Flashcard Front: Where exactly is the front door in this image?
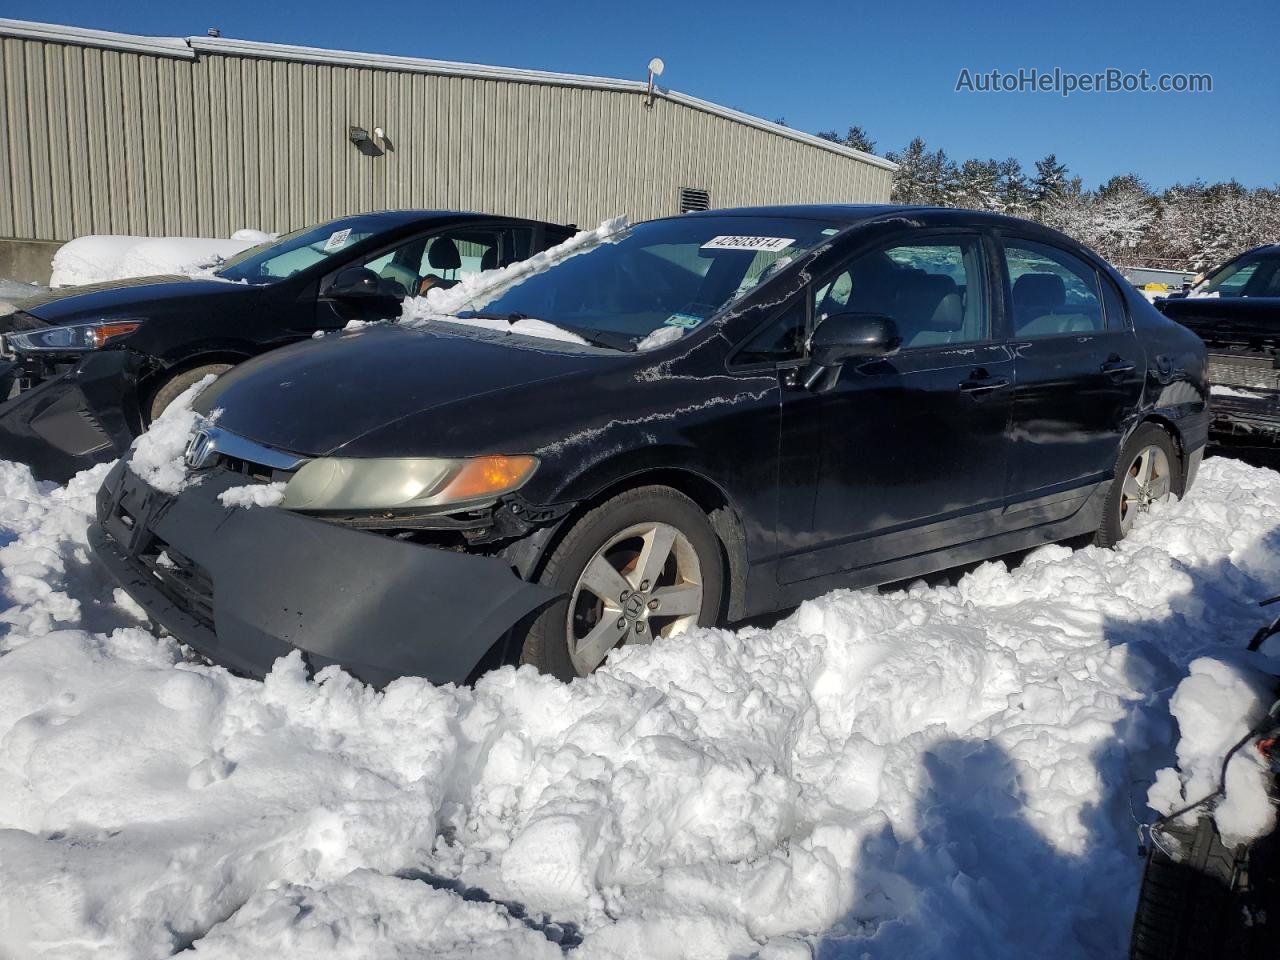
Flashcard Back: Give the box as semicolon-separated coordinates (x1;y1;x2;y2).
775;231;1014;585
314;223;538;330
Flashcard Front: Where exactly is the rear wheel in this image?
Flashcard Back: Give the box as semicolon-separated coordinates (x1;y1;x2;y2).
520;486;724;680
1096;423;1180;547
147;363;234;423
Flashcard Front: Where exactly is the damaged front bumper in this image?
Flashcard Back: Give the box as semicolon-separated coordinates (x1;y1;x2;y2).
0;350;145;480
88;461;559;686
1209;391;1280;443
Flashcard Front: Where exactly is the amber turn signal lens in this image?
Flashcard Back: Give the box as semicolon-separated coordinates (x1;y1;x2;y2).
438;455;538;502
88;321;143;349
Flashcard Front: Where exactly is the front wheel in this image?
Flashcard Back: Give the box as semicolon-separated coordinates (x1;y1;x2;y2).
520;486;724;680
147;363;234;423
1096;423;1181;547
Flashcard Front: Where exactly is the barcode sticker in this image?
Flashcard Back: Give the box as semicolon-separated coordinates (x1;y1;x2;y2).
701;236;795;253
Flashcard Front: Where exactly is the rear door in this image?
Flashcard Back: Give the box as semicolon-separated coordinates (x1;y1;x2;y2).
770;229;1016;584
997;234;1144;523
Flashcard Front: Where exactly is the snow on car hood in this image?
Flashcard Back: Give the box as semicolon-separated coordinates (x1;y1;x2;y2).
1;455;1279;956
195;322;604;457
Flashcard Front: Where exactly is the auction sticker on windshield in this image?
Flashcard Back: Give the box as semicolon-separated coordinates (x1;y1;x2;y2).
323;228;353;252
701;236;795;252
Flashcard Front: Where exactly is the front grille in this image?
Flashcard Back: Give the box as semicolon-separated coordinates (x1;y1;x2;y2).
140;539;215;628
1208;354;1280;392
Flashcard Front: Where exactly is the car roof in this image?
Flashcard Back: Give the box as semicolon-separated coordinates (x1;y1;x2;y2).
673;203;1064;232
317;209;564;230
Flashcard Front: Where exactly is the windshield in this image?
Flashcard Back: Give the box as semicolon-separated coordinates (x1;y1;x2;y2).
216;216;390;285
1193;249;1280;298
456;216;845;345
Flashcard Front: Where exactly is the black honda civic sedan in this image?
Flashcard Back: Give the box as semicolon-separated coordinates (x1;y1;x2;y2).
90;205;1209;687
0;210;573;480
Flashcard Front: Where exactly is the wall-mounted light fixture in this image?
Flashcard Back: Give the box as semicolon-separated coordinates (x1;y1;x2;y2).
645;57;664;108
349;126;371;145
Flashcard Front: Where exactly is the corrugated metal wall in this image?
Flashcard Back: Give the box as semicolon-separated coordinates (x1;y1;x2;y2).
0;33;893;242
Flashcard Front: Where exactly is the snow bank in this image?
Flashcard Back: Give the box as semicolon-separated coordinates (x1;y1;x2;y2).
1;455;1280;958
49;230;273;287
1147;656;1278;843
399;217;627;345
126;376;219;495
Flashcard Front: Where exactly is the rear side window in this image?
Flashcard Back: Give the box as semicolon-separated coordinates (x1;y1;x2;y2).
1002;239;1104;337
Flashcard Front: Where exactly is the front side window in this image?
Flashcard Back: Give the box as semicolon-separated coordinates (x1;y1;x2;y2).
361;228;528;299
1003;239;1104;337
458;216;845;348
815;236;989;349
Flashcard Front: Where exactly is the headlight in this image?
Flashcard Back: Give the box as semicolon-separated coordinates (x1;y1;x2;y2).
279;454;539;512
6;319;144;353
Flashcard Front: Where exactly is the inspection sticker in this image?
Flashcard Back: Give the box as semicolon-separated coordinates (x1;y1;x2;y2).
664;312;704;330
322;228;352;252
701;235;795;253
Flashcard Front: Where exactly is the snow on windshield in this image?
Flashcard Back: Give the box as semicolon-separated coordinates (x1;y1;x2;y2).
397;217;628;346
2;455;1280;956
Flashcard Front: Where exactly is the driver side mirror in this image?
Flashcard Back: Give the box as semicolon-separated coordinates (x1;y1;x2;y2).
801;312;901;391
325;266;385;299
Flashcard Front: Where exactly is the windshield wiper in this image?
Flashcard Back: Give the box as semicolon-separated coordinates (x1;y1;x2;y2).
574;328;637;352
461;312;636;352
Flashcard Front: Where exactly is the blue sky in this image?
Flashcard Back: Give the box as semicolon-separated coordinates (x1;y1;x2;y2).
6;0;1275;190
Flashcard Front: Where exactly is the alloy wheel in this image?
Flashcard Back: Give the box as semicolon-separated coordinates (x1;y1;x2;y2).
566;521;703;675
1119;443;1172;535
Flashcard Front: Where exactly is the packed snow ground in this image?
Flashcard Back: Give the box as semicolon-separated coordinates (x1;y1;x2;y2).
0;455;1278;959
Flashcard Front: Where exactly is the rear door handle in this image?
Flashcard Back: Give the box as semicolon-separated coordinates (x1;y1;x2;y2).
1101;357;1136;377
958;375;1010;396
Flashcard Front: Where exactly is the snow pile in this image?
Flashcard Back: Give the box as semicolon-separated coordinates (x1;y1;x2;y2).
218;481;287;509
0;455;1279;957
127;376;219;495
399;217;627;345
49;230;273;287
1147;656;1278;843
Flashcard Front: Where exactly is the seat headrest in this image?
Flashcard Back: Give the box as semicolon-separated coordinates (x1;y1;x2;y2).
428;238;462;270
1012;272;1065;312
893;274;960;332
481;247;499;271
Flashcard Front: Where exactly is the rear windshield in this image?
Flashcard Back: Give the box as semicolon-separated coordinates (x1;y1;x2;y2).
1193;249;1280;298
459;216;844;345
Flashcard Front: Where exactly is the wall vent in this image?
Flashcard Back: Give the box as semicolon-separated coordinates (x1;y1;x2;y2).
678;187;710;213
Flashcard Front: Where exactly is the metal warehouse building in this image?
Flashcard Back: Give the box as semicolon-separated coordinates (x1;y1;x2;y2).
0;18;895;283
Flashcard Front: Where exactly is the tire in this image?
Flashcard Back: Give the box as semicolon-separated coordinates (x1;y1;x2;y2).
519;485;725;681
1095;423;1181;547
1130;816;1245;960
147;363;233;423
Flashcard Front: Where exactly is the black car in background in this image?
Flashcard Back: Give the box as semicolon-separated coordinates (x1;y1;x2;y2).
1155;244;1280;444
90;205;1209;688
0;211;573;480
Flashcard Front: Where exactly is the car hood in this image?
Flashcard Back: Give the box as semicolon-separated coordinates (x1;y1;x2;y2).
195;323;608;457
19;275;255;323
